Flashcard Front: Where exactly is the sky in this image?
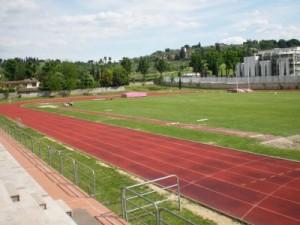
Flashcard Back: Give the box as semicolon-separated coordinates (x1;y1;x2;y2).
0;0;300;61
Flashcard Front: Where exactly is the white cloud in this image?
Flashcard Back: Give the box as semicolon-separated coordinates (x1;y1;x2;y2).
232;9;300;40
0;0;299;60
221;36;246;44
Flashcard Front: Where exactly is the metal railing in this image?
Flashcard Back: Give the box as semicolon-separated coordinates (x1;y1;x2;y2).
121;175;198;225
0;121;97;197
158;208;197;225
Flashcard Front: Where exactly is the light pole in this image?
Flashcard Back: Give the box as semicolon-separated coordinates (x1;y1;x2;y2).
247;66;251;90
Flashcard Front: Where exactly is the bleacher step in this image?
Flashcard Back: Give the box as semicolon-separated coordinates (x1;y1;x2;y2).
72;208;102;225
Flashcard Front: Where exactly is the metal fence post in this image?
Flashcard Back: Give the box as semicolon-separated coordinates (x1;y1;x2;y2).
121;188;128;221
31;138;34;153
59;151;63;174
38;142;42;158
177;176;181;211
72;160;78;185
47;146;51;165
154;202;160;225
91;169;96;196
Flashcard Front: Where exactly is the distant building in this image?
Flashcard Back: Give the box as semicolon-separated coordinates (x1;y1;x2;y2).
236;47;300;77
0;78;40;91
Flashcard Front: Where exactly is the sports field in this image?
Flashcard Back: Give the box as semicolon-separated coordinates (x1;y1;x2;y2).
0;89;300;225
72;90;300;136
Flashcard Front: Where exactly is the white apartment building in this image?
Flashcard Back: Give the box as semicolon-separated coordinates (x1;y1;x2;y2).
236;47;300;77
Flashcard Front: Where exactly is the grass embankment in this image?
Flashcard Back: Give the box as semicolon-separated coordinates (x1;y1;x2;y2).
0;116;215;225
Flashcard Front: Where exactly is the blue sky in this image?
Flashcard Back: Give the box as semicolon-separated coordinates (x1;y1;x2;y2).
0;0;299;61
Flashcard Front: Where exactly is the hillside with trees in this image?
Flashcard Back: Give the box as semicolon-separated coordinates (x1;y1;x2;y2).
0;38;299;92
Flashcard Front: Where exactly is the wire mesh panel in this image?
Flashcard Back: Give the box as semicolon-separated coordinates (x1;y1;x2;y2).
122;175;181;225
61;155;77;184
76;161;96;196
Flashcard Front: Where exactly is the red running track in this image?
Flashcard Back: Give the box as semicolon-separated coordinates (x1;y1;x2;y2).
0;103;300;225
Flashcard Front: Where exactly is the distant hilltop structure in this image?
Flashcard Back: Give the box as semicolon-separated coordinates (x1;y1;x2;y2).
236;47;300;77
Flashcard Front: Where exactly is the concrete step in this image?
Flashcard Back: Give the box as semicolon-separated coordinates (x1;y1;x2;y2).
31;193;48;210
73;208;102;225
4;182;20;202
0;182;12;208
43;198;77;225
97;214;127;225
56;199;73;217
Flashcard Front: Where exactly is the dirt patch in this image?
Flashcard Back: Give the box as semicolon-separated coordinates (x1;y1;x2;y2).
38;104;58;108
262;135;300;150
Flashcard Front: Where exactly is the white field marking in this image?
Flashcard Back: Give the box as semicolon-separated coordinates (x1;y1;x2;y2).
96;161;111;168
104;109;112;112
38;105;58;108
93;98;105;101
196;118;208;122
166;122;180;125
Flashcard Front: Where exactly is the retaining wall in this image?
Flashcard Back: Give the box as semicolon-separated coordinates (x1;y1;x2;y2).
164;75;300;89
0;86;125;100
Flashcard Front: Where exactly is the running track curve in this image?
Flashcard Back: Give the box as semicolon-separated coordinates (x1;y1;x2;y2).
0;102;299;225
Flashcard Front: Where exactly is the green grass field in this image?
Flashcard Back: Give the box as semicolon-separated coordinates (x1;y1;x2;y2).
74;90;300;136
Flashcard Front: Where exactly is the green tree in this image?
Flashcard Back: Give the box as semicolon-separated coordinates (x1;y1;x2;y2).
278;39;288;48
100;68;113;87
224;49;240;76
55;62;79;90
287;39;300;47
3;59;17;80
155;58;169;75
206;50;222;76
190;50;205;75
112;66;128;86
259;40;277;50
47;72;65;91
120;57;132;75
24;58;38;78
137;57;150;83
79;71;95;88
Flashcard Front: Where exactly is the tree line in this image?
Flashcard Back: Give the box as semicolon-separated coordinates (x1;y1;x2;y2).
0;58;131;91
0;38;299;91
